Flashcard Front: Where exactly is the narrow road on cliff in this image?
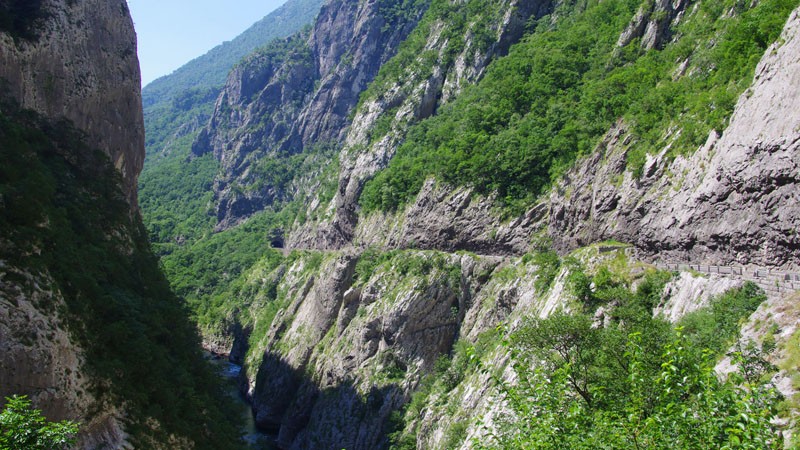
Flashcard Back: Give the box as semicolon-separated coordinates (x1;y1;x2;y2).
654;262;800;296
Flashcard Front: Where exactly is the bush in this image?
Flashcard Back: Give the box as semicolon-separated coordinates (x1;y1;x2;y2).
0;396;78;450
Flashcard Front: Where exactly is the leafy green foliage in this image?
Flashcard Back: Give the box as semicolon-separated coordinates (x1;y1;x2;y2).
678;282;768;355
354;247;399;285
0;103;243;448
524;250;561;291
483;330;781;449
0;396;78;450
144;140;338;335
143;87;219;158
566;259;672;317
163;211;287;330
480;279;776;449
377;0;429;33
139;144;218;244
140;0;324;229
361;0;798;214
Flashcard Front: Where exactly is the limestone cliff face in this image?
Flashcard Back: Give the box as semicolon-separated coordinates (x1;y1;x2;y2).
0;0;145;208
0;267;128;449
0;0;146;447
548;7;800;270
194;0;427;229
307;4;800;272
289;0;555;249
235;250;501;450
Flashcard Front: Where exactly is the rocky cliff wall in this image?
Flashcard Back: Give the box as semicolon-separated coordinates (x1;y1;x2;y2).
193;0;427;229
289;0;555;249
0;0;144;209
0;266;129;449
548;6;800;270
234;250;501;449
310;4;800;273
0;1;172;448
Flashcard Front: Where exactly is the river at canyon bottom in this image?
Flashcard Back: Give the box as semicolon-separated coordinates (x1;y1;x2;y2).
209;355;278;449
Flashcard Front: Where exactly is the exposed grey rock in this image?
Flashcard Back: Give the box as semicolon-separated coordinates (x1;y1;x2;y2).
251;254;358;430
290;0;555;249
548;7;800;270
0;1;150;447
197;0;426;229
342;5;800;270
0;264;129;449
655;272;744;322
0;0;144;209
240;251;501;450
617;0;690;50
353;179;539;255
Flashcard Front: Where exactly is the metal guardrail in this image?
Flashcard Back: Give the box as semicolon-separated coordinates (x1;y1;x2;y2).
655;263;800;295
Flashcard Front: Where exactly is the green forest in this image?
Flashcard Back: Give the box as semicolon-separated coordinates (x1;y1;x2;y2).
360;0;797;214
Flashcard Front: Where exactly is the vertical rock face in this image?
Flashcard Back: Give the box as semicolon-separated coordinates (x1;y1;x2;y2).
290;0;555;249
0;0;145;209
195;0;427;229
0;268;129;449
0;0;145;447
242;251;498;450
548;7;800;270
617;0;691;50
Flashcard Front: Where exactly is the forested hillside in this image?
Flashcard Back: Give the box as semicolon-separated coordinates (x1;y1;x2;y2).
138;0;800;448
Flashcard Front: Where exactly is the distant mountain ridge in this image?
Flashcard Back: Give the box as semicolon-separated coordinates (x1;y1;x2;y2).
141;0;324;108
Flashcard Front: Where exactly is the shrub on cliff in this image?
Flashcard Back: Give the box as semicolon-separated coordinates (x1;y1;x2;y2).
0;395;78;450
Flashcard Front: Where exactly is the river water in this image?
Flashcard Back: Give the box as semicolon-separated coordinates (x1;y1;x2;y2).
209;356;278;449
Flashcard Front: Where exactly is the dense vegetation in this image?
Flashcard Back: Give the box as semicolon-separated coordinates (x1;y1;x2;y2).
482;278;775;449
0;102;243;448
360;0;799;214
0;396;78;450
386;251;776;449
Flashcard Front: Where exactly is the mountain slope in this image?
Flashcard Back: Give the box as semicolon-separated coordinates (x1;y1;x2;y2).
141;0;325;109
192;0;430;229
138;0;800;448
0;0;243;448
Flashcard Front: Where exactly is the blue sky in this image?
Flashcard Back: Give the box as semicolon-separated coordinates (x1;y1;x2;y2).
127;0;286;87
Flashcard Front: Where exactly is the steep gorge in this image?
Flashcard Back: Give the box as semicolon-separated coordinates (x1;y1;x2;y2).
139;0;800;448
0;0;243;448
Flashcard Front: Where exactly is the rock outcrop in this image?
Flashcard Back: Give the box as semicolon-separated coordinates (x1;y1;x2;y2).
548;6;800;270
0;1;206;448
0;0;145;209
238;250;501;450
296;4;800;271
617;0;691;50
194;0;427;229
289;0;555;249
0;266;129;449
